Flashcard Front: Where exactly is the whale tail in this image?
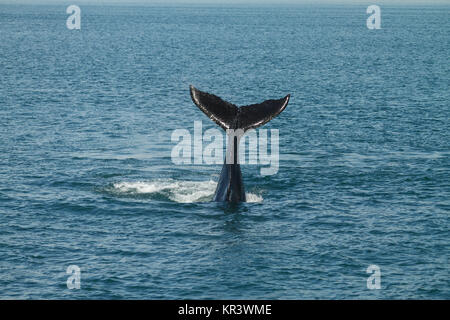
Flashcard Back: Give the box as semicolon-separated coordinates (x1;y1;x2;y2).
189;85;290;202
189;85;290;131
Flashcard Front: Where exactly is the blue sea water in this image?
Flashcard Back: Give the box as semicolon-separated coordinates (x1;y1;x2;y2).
0;3;449;299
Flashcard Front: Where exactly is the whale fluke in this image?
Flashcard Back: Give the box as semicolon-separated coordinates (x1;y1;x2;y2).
190;85;290;131
189;85;291;202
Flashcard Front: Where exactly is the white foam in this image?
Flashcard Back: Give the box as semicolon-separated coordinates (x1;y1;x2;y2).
246;193;263;203
111;179;263;203
113;181;168;194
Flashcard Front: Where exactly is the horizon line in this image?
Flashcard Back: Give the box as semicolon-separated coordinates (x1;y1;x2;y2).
1;0;450;6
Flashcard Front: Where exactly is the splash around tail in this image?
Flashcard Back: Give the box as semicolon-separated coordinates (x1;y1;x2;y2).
109;179;263;203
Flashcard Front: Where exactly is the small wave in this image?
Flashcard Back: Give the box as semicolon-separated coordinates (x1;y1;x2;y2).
110;179;263;203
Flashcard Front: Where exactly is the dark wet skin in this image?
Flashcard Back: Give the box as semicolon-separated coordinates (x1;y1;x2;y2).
213;136;246;202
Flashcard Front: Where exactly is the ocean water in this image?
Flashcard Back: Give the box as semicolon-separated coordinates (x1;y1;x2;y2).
0;4;449;299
